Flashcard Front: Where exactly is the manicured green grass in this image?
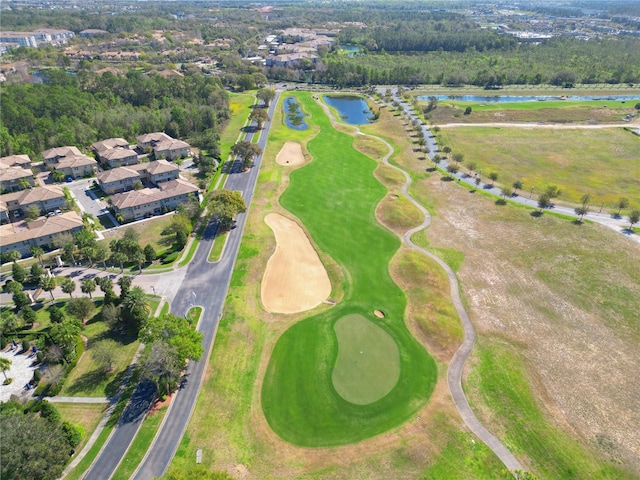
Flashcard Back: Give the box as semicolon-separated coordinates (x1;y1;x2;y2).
102;215;175;253
186;306;202;324
467;339;637;480
220;93;257;161
438;127;640;205
332;314;400;405
111;405;168;480
59;320;139;398
207;230;228;262
177;225;203;267
262;93;437;446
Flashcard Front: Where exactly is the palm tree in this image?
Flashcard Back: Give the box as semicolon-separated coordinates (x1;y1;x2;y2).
39;275;56;301
0;357;11;382
29;246;45;267
81;278;97;299
6;250;21;264
112;252;128;274
60;277;76;298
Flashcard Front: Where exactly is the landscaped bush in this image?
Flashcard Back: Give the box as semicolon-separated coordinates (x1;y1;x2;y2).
162;251;179;264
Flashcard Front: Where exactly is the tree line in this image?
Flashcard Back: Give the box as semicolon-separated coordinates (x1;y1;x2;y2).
0;68;229;159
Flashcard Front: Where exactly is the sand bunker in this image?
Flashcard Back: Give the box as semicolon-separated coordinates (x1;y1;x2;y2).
275;142;305;166
374;309;385;318
261;213;331;314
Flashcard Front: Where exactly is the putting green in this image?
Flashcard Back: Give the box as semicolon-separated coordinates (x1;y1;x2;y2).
332;314;400;405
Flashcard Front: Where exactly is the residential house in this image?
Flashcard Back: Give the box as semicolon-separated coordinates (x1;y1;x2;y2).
96;167;141;195
0;154;32;169
0;165;35;193
91;138;138;168
153;139;190;161
131;160;180;185
136;132;190;161
109;178;199;222
42;146;97;179
0;211;85;256
0;185;65;217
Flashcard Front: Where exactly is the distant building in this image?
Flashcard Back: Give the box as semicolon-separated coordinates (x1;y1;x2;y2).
0;32;37;48
0;211;85;256
79;29;109;38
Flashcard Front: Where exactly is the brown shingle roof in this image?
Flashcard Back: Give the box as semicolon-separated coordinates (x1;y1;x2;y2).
0;154;31;168
97;167;140;184
110;178;198;209
91;138;129;153
41;146;82;160
0;211;84;247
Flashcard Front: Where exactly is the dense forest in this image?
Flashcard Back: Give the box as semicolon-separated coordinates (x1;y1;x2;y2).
313;36;640;87
0;69;229;159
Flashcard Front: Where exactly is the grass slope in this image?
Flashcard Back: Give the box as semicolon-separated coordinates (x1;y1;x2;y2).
261;93;437;446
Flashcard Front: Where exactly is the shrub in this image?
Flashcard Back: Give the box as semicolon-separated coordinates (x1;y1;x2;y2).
162;252;179;264
32;369;42;384
62;421;83;449
39;401;62;423
21;339;30;353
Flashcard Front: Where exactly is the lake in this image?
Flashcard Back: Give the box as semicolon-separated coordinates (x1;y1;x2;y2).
416;94;640;103
283;97;308;130
324;95;373;124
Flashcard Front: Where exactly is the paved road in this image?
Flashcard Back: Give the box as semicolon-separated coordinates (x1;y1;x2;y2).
130;92;280;480
83;381;156;480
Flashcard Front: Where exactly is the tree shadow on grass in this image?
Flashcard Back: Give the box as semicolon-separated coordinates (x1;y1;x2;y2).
530;210;544;218
440;176;454;182
64;368;107;396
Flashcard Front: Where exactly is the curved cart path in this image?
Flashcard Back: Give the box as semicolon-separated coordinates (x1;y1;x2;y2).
317;97;524;473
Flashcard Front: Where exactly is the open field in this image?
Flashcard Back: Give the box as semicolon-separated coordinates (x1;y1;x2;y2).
172;92;510;478
414;161;640;476
436;127;640;205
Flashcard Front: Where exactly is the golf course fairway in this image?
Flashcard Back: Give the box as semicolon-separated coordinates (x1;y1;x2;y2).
261;93;437;446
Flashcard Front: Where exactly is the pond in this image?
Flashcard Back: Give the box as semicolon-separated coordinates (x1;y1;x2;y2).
323;95;374;124
283;97;308;130
339;45;361;57
416;94;640;103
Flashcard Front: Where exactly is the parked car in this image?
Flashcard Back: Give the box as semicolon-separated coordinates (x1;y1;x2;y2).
66;176;73;183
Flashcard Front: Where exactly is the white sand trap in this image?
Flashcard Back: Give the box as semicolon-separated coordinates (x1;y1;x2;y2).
261;213;331;314
275;141;305;166
0;349;37;402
